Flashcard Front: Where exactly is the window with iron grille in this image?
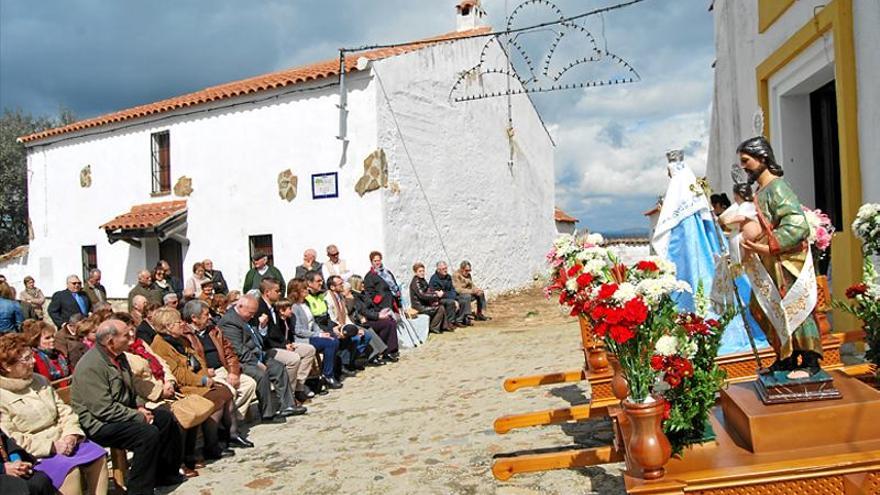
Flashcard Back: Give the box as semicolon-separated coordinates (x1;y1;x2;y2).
151;131;171;193
249;235;274;266
81;245;97;281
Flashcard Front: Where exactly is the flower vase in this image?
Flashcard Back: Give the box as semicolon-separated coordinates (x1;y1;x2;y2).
578;315;609;374
623;396;672;481
608;356;630;401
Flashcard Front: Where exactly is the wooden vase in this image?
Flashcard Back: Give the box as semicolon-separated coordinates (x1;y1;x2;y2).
815;275;832;336
623;397;672;481
609;356;630;401
578;315;610;374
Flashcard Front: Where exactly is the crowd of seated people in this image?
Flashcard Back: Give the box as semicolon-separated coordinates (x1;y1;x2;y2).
0;247;491;493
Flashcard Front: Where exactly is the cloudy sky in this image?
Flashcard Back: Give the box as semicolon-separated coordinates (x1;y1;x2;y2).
0;0;715;235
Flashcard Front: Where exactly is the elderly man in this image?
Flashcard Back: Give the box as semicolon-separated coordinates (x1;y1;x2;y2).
219;294;302;421
128;270;162;311
453;260;491;321
71;319;184;494
321;244;352;282
130;294;148;327
82;268;107;307
163;292;179;309
181;299;256;447
243;253;285;297
295;249;323;279
203;259;228;295
157;260;184;299
429;262;470;327
47;275;91;328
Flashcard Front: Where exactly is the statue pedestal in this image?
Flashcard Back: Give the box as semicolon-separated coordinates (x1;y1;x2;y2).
625;372;880;494
755;368;842;404
721;370;880;453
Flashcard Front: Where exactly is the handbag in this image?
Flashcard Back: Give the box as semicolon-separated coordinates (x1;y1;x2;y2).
169;393;215;429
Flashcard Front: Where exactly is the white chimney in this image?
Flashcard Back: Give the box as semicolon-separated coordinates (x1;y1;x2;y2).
456;0;487;32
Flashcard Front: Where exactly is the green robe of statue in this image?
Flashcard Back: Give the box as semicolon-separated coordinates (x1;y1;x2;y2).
749;177;823;361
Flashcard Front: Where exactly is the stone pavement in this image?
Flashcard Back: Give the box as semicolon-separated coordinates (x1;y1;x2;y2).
168;311;626;494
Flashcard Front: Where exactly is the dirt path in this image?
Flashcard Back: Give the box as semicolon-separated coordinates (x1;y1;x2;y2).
169;288;626;494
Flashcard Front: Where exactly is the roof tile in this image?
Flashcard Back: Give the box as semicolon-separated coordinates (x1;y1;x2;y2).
101;200;187;231
554;207;578;223
20;27;490;144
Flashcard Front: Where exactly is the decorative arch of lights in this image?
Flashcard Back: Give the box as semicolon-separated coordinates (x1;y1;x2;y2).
449;0;642;103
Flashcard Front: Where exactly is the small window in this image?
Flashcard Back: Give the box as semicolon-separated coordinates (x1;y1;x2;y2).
81;245;97;281
151;131;171;194
249;235;274;266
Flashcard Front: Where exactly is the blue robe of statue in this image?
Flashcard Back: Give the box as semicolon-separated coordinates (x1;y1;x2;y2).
652;161;768;355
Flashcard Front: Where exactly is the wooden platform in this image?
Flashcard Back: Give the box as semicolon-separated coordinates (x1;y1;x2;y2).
624;373;880;494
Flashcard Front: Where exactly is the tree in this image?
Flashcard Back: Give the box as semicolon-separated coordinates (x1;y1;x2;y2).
0;108;75;254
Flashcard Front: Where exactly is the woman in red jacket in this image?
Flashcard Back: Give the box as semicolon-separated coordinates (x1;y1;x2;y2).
23;321;71;386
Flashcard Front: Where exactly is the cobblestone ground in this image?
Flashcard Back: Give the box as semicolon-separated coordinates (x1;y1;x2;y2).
167;294;626;495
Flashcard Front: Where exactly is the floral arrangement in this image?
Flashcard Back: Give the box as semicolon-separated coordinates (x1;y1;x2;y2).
543;234;730;454
802;206;835;275
802;206;835;252
655;285;730;454
835;261;880;375
834;203;880;376
852;203;880;256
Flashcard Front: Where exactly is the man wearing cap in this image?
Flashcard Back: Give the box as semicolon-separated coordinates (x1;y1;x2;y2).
243;254;286;297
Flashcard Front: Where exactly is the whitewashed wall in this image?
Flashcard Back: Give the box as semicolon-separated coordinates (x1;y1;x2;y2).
707;0;880;204
372;37;556;294
24;76;382;298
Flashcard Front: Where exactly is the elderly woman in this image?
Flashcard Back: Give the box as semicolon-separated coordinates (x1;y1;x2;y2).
148;307;234;468
0;334;108;495
287;279;343;390
19;276;46;321
409;262;451;334
114;313;177;408
150;264;174;299
23;321;71;386
183;263;209;300
53;314;89;370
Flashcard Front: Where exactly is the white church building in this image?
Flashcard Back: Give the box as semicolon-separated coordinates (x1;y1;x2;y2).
6;1;556;298
706;0;879;327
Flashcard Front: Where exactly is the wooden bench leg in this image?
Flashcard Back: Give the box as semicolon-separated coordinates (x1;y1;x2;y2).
494;403;610;434
492;445;624;481
503;368;586;392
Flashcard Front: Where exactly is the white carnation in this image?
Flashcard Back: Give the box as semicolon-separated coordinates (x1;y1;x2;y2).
681;340;698;358
612;282;637;303
565;278;579;292
655;335;678;357
585;233;604;246
584;258;608;276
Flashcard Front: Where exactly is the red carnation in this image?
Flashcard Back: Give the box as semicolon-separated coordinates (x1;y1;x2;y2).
622;298;648;325
593;322;608;337
650;355;664;371
576;273;593;288
372;295;383;305
662;401;672;420
706;318;720;329
636;260;659;272
598;283;618;300
666;374;681;388
846;283;868;299
567;264;583;277
609;324;636;344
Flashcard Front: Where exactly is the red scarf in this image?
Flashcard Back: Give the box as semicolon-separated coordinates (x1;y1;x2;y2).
129;338;165;381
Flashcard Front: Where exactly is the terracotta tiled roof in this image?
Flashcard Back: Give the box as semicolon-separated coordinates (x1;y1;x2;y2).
554;207;578;224
0;245;28;263
101;200;187;231
19;27;491;145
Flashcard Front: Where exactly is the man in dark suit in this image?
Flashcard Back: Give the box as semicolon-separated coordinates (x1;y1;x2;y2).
202;259;229;295
218;294;301;421
47;274;91;327
83;268;107;307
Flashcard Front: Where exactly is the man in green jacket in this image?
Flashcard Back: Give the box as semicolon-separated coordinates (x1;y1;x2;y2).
243;253;286;297
71;319;184;494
